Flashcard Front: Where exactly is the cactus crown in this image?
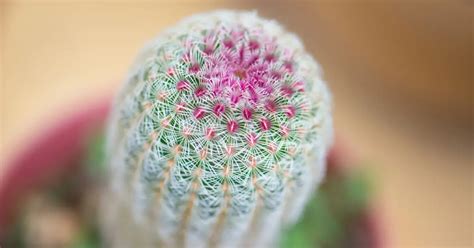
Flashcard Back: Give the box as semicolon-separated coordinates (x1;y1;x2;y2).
105;10;332;247
138;20;316;211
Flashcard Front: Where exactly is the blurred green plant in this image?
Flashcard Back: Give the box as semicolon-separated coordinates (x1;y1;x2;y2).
280;168;372;248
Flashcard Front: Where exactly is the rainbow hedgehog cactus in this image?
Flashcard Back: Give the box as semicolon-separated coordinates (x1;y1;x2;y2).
102;10;333;248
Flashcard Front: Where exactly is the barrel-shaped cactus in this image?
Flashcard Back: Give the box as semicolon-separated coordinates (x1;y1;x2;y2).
102;10;332;248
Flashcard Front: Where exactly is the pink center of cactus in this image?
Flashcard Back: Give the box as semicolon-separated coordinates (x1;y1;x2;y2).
264;100;277;113
182;29;303;117
205;128;215;140
284;105;296;118
177;80;189;91
281;125;290;137
247;133;258;147
213;103;226;117
227;120;239;134
242;108;253;120
194;87;206;97
260;118;271;131
154;26;309;150
193;107;206;119
176;102;186;112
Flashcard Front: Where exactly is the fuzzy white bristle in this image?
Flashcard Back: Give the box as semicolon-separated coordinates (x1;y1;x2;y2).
102;10;332;248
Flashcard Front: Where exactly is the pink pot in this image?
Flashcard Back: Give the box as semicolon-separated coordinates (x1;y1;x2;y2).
0;99;110;232
0;98;385;247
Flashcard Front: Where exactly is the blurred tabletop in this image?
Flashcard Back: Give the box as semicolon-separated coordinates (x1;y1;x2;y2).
1;1;472;247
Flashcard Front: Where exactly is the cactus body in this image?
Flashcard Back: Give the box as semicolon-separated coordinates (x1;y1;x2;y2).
103;10;332;248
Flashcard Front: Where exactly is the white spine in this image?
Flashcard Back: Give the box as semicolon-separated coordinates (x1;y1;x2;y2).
102;10;332;248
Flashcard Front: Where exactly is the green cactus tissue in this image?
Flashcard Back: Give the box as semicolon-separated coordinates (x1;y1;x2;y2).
102;10;333;248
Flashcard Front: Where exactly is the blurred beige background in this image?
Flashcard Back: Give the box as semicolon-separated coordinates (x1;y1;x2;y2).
1;0;472;247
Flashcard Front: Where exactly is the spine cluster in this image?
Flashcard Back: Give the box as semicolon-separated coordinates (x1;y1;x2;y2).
102;10;333;248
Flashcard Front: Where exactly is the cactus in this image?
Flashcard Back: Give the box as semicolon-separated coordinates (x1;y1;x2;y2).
102;10;333;248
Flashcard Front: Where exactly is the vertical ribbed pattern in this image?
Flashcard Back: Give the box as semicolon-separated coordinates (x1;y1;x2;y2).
102;10;333;248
